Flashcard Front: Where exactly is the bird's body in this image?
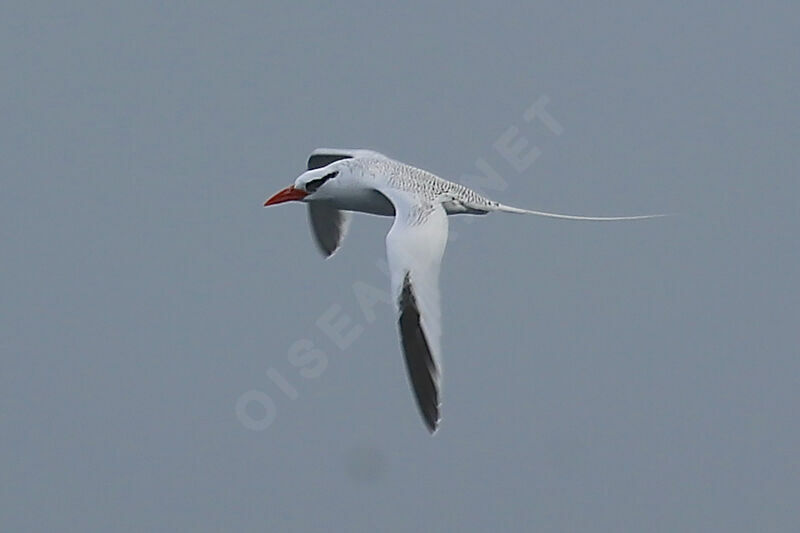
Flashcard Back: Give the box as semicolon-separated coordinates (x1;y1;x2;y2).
301;151;502;217
264;148;666;433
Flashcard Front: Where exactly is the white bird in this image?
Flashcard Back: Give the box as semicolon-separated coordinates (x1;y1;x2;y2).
264;148;666;433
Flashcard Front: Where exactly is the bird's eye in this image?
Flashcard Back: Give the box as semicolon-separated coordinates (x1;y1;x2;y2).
305;171;338;193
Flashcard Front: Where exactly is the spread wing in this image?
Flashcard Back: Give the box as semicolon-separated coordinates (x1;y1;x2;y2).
307;150;353;173
307;147;387;171
382;191;449;433
304;149;358;257
307;202;351;257
304;149;391;257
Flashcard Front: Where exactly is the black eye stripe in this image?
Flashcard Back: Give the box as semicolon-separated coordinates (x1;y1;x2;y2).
306;171;338;192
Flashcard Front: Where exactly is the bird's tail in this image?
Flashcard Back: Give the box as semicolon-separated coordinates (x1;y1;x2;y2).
494;203;670;221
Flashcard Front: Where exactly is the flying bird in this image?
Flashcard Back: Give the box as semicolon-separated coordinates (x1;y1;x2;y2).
264;148;665;433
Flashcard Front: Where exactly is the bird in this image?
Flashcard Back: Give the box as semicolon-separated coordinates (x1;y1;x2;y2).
264;148;666;433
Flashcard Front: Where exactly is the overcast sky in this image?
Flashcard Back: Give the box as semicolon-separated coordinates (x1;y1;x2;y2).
2;2;798;532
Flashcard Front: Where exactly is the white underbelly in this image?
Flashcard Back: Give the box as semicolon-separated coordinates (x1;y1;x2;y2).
324;190;491;217
329;189;395;216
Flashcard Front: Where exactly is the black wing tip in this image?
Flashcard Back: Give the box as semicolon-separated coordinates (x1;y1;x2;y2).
423;408;441;434
313;241;337;258
398;273;442;435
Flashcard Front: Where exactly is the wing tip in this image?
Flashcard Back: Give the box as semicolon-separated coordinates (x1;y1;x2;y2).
313;242;337;258
398;272;443;435
423;408;441;434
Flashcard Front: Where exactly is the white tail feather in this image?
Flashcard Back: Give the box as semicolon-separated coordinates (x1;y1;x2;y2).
496;203;669;221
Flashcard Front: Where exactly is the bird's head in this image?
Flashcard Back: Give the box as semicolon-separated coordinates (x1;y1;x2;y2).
264;163;351;206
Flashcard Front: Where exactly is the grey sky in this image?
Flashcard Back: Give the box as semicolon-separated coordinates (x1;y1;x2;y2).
2;2;798;531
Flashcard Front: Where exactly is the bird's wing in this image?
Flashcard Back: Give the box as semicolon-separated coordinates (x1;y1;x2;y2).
307;148;387;170
381;189;449;433
304;150;364;257
307;202;351;257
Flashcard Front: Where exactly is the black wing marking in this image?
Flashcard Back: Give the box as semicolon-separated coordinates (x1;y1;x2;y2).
307;153;353;171
398;272;440;433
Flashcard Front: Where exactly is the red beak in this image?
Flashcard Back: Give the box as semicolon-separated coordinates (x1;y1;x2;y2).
264;185;308;206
